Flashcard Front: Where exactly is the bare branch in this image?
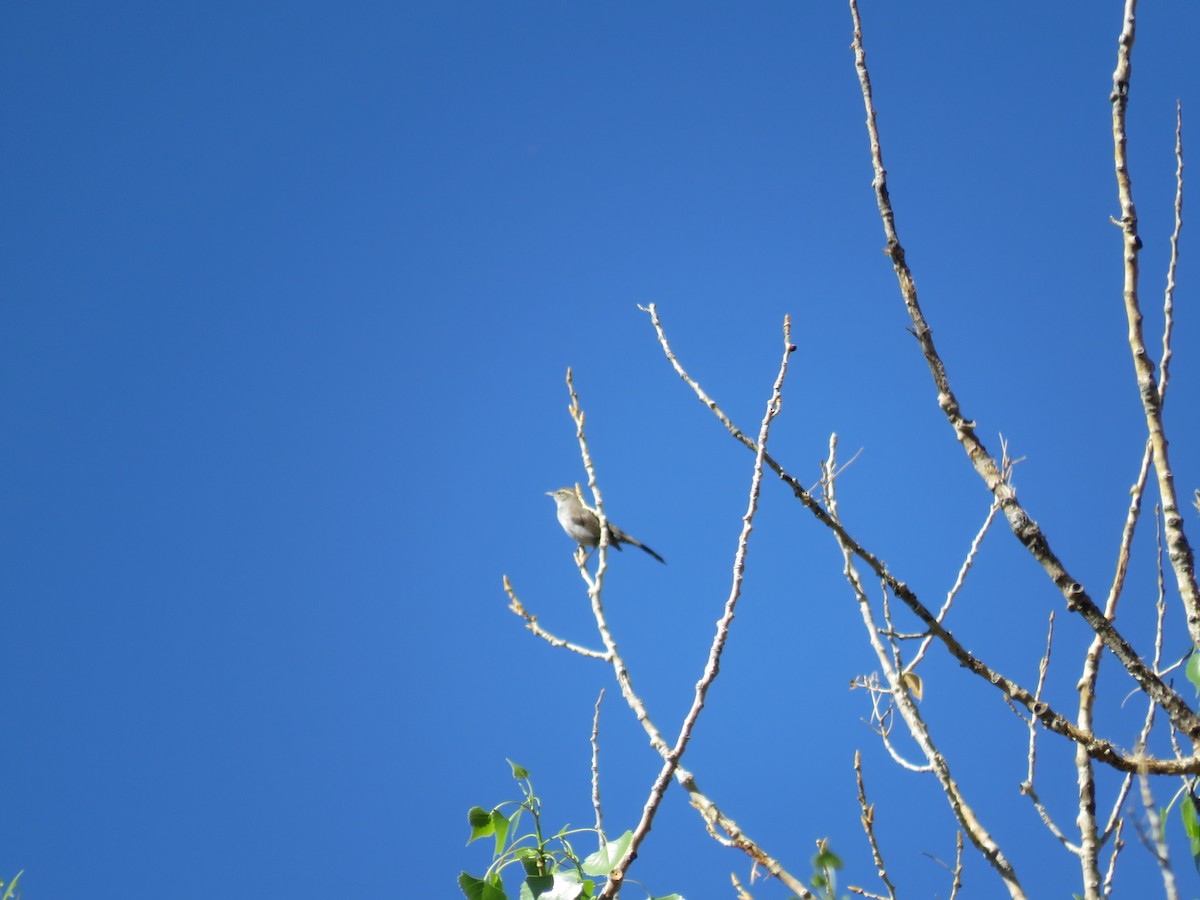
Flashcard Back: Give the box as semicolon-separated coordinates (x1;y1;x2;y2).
1110;0;1200;642
1107;444;1155;616
1073;739;1103;893
730;872;754;900
1135;772;1180;900
558;373;811;895
949;831;965;900
503;576;611;660
1102;818;1125;898
1104;101;1185;656
601;320;796;897
852;674;932;773
846;0;1200;743
1159;102;1183;400
591;689;606;846
826;444;1025;898
682;770;811;898
644;299;1200;771
907;489;1002;672
1021;613;1080;851
852;751;897;900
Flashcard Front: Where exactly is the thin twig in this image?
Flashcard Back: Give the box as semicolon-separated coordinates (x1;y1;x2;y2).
947;832;965;900
826;438;1025;898
852;674;931;772
1136;771;1180;900
907;495;1001;671
852;751;897;900
811;445;864;500
591;689;606;847
1102;818;1125;898
503;576;611;660
601;320;796;898
847;887;888;900
1106;443;1155;618
1109;541;1169;854
1021;613;1079;851
1159;102;1183;402
1099;769;1135;851
1156;504;1169;673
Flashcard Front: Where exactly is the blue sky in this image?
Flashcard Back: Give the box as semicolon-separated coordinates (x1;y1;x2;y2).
3;2;1200;897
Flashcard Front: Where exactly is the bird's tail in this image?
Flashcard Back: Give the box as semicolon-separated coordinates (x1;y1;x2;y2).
622;535;665;564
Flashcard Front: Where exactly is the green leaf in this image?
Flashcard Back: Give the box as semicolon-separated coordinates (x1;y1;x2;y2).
519;870;585;900
1187;650;1200;698
490;808;511;857
509;759;530;780
813;846;843;871
468;807;496;844
1;871;21;900
459;871;509;900
1181;788;1200;870
582;830;633;876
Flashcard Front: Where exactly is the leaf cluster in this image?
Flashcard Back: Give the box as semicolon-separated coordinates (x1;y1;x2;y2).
459;761;680;900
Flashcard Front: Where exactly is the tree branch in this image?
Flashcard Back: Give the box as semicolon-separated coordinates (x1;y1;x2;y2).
600;321;796;897
846;0;1200;743
1109;0;1199;644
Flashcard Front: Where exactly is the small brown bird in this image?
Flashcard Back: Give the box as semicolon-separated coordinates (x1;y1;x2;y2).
546;487;665;564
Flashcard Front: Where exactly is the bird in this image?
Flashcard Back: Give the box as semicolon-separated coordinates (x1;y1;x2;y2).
546;487;665;564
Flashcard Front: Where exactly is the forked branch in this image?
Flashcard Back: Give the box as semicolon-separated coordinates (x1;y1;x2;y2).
846;0;1200;744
